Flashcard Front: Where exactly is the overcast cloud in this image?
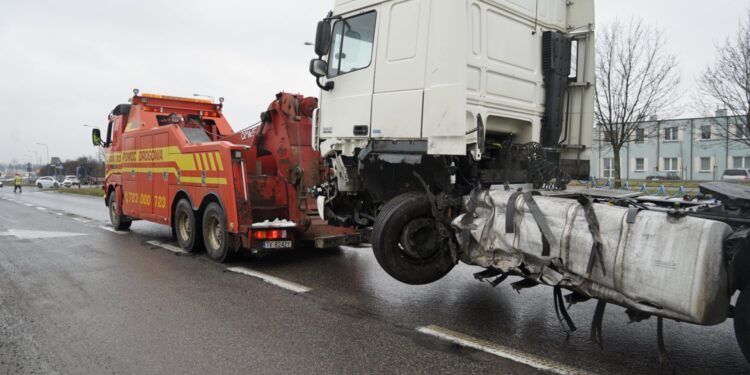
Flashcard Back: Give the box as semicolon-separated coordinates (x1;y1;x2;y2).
0;0;748;164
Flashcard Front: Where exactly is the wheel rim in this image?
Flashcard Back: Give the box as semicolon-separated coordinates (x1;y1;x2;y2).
399;218;440;262
110;198;118;224
206;215;223;252
177;211;191;241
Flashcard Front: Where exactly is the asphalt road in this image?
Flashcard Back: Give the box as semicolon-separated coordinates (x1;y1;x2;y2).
0;187;747;374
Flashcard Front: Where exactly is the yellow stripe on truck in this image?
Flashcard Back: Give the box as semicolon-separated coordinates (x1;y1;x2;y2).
207;153;217;171
105;167;227;185
214;152;224;171
106;147;229;176
195;153;203;170
201;154;210;171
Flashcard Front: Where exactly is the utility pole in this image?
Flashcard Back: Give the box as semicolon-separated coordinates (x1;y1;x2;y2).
36;142;49;165
27;150;39;168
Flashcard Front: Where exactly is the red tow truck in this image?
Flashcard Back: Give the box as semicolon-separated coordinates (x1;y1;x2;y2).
92;90;365;261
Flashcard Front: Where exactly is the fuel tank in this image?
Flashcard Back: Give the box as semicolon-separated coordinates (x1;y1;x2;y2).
453;189;732;325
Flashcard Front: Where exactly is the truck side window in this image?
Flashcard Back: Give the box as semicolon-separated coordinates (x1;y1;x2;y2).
327;11;376;78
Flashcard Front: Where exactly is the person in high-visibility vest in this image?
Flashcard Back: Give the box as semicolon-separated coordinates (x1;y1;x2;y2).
13;174;22;194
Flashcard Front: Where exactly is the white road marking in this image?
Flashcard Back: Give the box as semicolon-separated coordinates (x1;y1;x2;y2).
36;207;47;211
146;240;188;254
71;217;90;223
56;213;64;216
226;267;312;294
24;203;34;207
0;229;87;240
99;226;129;234
416;325;594;375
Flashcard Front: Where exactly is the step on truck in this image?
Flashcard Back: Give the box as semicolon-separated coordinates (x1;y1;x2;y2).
91;91;365;261
306;0;750;364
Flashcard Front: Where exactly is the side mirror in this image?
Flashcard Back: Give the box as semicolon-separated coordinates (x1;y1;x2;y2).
310;59;328;78
314;20;332;57
92;128;103;146
310;59;335;91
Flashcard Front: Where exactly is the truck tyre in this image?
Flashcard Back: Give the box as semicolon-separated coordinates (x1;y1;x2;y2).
735;286;750;363
203;202;232;263
175;199;202;253
108;192;131;231
372;192;455;285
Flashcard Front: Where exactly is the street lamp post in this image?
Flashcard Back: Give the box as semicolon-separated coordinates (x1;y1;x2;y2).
36;142;49;165
36;142;50;177
27;150;39;168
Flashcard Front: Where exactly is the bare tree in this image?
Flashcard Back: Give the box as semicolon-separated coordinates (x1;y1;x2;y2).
698;11;750;146
595;19;681;184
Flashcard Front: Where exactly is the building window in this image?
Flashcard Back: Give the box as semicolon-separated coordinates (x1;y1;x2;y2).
734;156;750;168
700;157;711;172
737;124;750;139
634;128;645;144
664;127;678;142
664;157;678;172
603;158;615;179
602;131;612;142
700;125;712;140
635;158;645;172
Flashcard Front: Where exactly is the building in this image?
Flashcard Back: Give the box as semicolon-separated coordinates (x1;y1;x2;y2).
592;113;750;181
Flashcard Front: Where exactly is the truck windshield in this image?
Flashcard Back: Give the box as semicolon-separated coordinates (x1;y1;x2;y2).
328;11;376;77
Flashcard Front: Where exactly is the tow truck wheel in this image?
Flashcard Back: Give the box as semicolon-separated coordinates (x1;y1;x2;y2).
372;192;455;285
734;285;750;363
175;199;202;253
108;192;131;231
203;202;231;263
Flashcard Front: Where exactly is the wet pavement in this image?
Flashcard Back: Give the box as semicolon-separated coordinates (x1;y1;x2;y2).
0;187;747;374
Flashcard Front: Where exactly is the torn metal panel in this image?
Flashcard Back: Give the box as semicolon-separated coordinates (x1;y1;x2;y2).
453;189;733;325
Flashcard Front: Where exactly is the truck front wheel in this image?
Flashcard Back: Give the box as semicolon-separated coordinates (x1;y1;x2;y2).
203;202;232;263
108;192;131;231
372;193;455;285
175;199;202;253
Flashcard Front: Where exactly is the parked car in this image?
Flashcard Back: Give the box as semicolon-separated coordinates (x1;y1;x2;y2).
35;176;60;189
722;169;750;181
645;172;681;181
62;175;81;188
0;180;3;188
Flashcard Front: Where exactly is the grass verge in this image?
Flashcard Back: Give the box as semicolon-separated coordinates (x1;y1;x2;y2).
54;187;104;197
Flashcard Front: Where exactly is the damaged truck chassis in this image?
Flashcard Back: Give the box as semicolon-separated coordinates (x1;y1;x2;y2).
306;0;750;364
456;184;750;363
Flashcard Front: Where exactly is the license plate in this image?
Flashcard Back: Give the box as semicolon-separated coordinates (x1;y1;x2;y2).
262;240;293;249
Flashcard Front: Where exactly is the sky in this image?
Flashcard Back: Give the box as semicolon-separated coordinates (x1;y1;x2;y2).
0;0;748;165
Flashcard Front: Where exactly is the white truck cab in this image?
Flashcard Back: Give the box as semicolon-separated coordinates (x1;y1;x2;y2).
309;0;595;284
313;0;593;158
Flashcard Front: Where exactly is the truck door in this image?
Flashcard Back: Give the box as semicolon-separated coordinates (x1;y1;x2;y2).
319;10;378;139
138;135;153;216
122;136;139;218
371;0;428;139
152;133;169;220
